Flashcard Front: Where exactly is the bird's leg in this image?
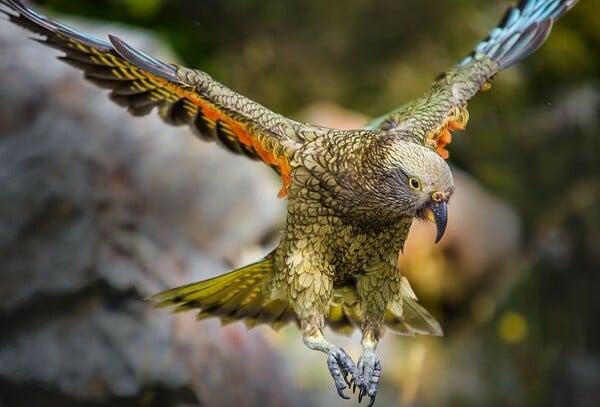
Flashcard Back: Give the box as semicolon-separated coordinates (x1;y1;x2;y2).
357;330;381;407
355;263;398;406
303;326;363;399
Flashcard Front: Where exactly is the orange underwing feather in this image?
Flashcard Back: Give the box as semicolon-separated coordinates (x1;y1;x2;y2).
425;105;469;159
0;0;297;197
151;76;293;196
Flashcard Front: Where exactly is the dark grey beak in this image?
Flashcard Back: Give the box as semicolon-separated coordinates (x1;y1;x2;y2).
430;200;448;244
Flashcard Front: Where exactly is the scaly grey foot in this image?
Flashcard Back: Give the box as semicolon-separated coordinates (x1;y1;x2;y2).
357;350;381;407
327;347;364;400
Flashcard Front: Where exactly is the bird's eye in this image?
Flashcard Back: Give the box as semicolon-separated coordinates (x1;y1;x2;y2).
408;177;422;191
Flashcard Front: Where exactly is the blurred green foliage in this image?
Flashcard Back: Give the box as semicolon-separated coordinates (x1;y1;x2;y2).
34;0;600;405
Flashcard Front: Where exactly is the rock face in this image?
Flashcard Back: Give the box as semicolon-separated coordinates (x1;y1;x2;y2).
0;17;296;407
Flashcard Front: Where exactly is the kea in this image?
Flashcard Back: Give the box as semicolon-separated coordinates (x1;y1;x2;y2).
0;0;577;405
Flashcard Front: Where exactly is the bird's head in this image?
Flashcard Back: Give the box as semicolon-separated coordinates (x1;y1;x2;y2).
370;138;454;243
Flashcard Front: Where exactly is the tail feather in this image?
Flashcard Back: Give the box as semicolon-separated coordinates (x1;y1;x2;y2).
460;0;577;69
326;277;442;337
150;255;296;329
152;254;441;335
254;300;294;325
327;304;359;335
384;276;443;336
384;298;443;337
231;286;265;318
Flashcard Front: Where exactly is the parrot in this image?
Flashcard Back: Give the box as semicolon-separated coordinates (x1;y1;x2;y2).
0;0;577;405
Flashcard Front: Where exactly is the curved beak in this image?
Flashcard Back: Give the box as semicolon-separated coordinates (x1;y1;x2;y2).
430;200;448;244
421;196;449;244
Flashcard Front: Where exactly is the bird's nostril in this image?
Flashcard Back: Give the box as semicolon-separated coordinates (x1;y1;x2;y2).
432;191;446;202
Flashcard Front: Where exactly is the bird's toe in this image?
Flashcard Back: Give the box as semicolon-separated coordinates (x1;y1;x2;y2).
357;351;381;406
327;347;364;400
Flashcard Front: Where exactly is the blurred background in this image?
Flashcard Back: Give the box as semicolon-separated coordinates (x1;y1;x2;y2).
0;0;598;406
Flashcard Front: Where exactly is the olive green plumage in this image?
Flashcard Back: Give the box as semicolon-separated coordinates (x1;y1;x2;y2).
0;0;577;405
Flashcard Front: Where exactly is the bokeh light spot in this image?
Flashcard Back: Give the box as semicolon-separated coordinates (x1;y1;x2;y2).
498;311;528;344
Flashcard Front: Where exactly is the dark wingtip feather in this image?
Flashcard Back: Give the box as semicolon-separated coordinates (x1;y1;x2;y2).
1;0;112;51
497;19;553;69
461;0;578;69
109;35;178;81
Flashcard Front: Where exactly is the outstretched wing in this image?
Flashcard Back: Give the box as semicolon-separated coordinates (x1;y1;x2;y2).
367;0;578;159
0;0;305;196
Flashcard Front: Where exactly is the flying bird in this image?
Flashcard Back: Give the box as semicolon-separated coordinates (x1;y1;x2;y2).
0;0;577;405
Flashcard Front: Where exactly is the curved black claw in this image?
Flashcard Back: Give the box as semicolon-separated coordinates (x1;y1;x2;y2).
365;359;381;407
357;352;382;407
327;347;364;400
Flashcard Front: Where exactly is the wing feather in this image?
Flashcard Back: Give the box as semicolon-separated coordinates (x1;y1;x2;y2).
0;0;303;195
367;0;577;158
